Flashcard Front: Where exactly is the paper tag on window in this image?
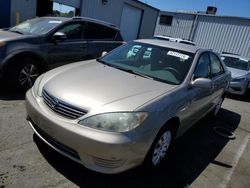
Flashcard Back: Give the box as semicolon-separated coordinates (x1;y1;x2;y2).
167;51;189;60
49;21;62;24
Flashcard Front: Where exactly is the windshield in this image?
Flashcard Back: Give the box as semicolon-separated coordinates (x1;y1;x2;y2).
9;17;63;35
221;56;250;71
101;42;194;85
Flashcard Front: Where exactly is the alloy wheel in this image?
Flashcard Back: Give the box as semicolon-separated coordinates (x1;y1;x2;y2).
19;64;39;88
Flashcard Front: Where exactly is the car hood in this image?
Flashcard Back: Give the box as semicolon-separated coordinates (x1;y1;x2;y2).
0;30;27;41
227;67;249;78
42;61;176;112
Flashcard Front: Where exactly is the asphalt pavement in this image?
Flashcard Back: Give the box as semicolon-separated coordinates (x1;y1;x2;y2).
0;85;249;188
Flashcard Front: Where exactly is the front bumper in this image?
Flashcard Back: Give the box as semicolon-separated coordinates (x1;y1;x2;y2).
228;80;249;95
25;90;152;174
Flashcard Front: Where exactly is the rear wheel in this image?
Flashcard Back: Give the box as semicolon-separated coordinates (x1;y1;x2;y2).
7;57;42;90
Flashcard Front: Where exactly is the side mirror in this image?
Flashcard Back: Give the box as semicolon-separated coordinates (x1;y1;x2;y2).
191;78;212;89
52;32;67;41
101;51;107;57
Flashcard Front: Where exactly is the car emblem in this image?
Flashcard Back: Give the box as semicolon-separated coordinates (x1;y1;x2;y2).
51;98;59;109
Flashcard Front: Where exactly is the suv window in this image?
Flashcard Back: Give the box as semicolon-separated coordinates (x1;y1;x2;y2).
210;53;224;78
57;23;84;39
194;53;210;79
85;22;117;39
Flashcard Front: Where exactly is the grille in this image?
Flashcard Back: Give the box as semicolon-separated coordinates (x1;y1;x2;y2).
42;89;87;119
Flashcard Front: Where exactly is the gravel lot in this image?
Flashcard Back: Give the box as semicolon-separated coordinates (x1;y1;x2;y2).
0;83;249;188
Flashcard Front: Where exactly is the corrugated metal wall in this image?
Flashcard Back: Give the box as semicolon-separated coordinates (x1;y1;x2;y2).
0;0;11;28
194;16;250;57
155;12;250;58
10;0;36;26
155;12;194;39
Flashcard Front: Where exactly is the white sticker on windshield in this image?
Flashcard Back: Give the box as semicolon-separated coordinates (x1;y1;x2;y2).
167;51;189;60
49;21;62;24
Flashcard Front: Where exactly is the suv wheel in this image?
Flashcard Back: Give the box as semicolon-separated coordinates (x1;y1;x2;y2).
8;58;42;90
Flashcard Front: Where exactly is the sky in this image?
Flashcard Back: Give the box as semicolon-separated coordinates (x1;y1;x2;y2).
53;2;75;13
139;0;250;18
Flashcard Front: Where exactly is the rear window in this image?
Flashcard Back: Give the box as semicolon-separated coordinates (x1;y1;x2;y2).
221;56;250;71
85;22;117;39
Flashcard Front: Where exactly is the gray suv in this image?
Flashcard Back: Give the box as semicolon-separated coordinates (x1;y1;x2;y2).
0;16;123;89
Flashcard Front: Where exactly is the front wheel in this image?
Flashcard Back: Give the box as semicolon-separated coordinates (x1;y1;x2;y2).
151;130;172;166
144;126;175;168
7;58;42;90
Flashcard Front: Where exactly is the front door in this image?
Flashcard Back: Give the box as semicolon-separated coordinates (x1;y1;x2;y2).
48;22;87;68
178;53;213;134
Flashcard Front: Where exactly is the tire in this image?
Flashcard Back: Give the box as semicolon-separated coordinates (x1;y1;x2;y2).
7;57;42;90
144;124;177;168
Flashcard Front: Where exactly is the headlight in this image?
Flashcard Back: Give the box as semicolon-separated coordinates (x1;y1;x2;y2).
78;112;148;132
232;76;246;82
32;74;44;97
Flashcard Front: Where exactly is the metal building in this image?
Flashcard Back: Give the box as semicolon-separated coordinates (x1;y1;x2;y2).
155;11;250;58
0;0;36;28
53;0;159;41
0;0;159;41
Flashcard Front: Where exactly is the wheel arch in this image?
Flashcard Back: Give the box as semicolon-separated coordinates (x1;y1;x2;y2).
159;116;180;139
2;51;48;75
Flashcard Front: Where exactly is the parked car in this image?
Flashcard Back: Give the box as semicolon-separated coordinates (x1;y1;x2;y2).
153;35;196;46
26;39;230;174
0;16;123;89
221;53;250;95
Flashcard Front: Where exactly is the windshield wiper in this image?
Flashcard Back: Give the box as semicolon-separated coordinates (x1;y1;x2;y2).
9;30;24;35
114;66;154;80
96;58;111;66
97;59;153;80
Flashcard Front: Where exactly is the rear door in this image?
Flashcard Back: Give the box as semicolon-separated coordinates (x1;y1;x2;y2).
48;21;88;68
209;52;227;103
84;22;123;59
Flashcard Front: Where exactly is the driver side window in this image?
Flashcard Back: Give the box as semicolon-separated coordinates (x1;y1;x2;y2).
194;53;210;79
57;23;84;40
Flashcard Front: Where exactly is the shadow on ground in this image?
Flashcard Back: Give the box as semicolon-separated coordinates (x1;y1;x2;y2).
33;108;241;188
226;90;250;102
0;81;25;100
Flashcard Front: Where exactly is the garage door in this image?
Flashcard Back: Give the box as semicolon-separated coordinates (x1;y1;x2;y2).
120;4;142;41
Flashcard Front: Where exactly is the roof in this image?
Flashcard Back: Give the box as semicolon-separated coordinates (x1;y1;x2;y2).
42;16;119;30
41;16;70;22
133;0;159;11
135;39;202;54
71;17;119;29
159;11;250;21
